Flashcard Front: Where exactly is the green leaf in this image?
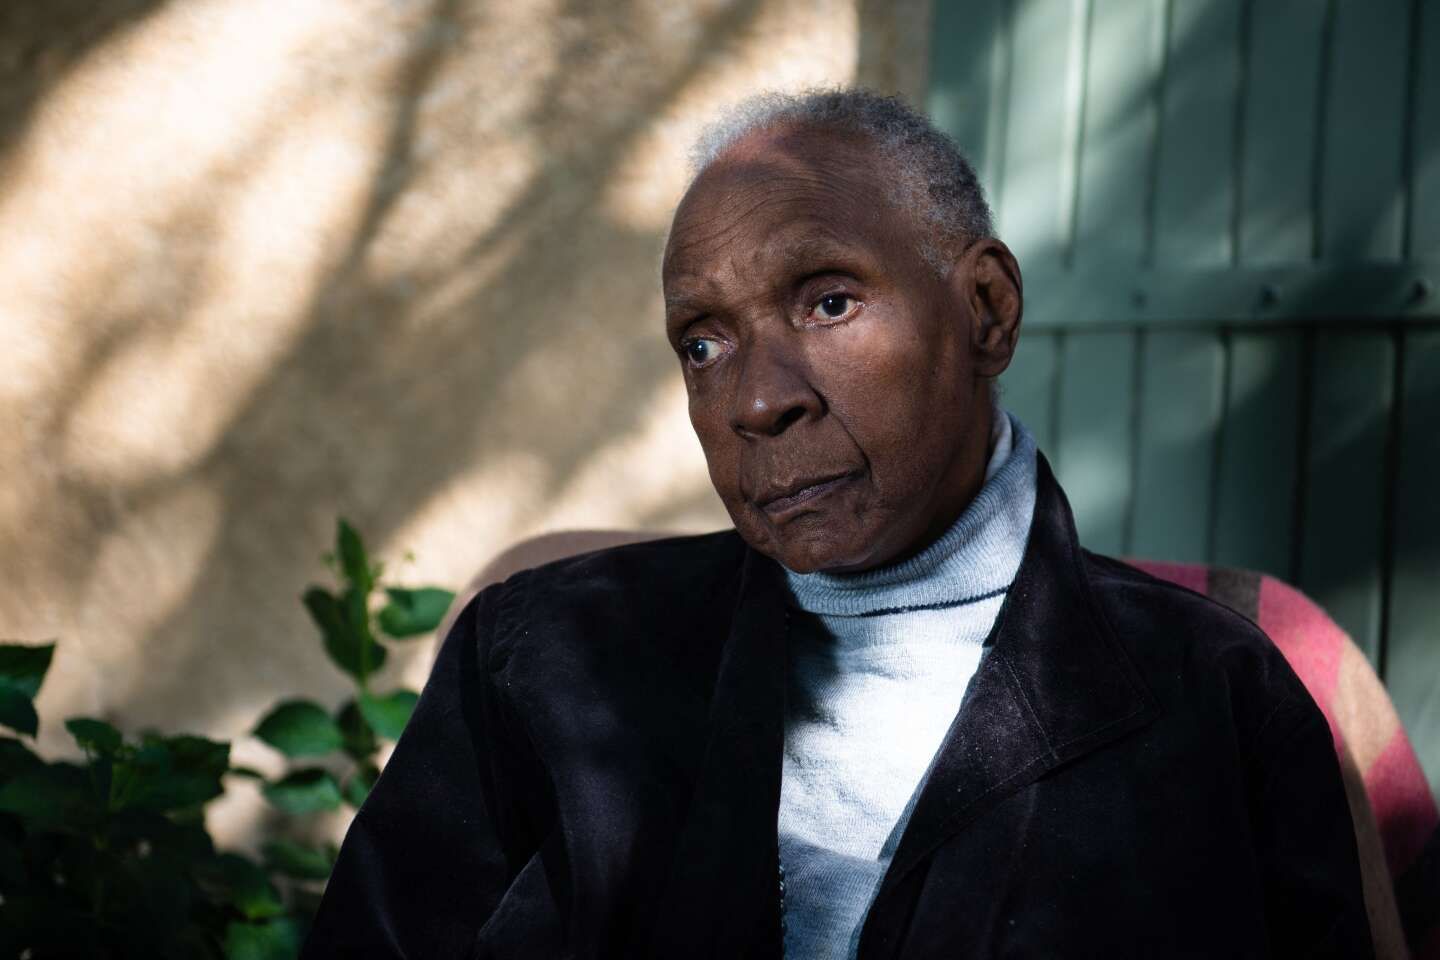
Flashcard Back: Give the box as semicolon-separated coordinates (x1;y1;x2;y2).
66;717;122;756
0;762;93;830
0;642;53;736
342;584;381;670
0;689;38;737
261;768;342;814
301;584;344;635
303;586;387;682
163;732;230;769
198;852;285;921
261;838;335;880
359;689;419;740
110;734;229;812
336;518;373;595
343;762;379;807
224;916;301;960
253;700;344;758
0;642;55;699
377;587;456;638
334;699;377;761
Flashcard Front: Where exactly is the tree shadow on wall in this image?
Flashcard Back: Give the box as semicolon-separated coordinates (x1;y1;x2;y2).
0;0;172;165
31;0;779;746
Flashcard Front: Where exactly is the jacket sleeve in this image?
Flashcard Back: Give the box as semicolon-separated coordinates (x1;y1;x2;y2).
1248;690;1376;959
301;583;532;958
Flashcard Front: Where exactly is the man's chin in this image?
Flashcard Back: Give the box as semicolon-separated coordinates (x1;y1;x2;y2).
743;525;874;576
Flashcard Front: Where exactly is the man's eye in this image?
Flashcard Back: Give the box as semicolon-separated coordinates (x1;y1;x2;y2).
682;338;722;367
812;293;859;322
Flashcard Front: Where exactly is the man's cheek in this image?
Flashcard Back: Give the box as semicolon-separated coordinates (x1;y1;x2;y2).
688;408;732;468
696;441;742;511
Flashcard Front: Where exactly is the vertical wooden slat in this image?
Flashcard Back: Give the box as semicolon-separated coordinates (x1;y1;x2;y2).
1297;332;1395;666
1002;331;1061;457
928;0;1440;788
927;0;1007;189
1054;331;1137;556
1387;330;1440;794
1130;332;1226;561
1238;0;1327;264
1153;0;1241;267
998;0;1088;267
1074;0;1164;268
1320;0;1411;260
1410;0;1440;259
1212;331;1303;578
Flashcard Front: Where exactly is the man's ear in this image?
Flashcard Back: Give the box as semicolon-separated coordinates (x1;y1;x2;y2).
949;239;1023;378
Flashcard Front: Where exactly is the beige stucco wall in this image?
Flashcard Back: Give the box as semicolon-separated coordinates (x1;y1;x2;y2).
0;0;930;847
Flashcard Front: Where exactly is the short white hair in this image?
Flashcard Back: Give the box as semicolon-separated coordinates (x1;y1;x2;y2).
688;88;995;275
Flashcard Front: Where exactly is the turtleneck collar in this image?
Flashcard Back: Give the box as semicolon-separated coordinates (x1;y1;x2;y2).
783;409;1038;617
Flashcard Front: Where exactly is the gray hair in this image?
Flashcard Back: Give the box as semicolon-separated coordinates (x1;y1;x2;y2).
688;88;995;275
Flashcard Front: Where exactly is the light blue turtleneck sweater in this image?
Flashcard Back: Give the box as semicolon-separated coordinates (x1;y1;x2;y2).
777;410;1038;958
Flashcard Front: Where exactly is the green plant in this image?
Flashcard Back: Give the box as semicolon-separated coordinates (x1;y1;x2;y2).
0;519;455;959
243;519;455;905
0;650;287;958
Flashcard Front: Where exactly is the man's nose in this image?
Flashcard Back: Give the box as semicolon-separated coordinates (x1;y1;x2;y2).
729;339;821;439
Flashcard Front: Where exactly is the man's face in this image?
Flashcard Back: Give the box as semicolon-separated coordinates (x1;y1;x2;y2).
662;126;1003;574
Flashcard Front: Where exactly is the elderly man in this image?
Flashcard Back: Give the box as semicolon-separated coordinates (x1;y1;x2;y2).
303;91;1371;958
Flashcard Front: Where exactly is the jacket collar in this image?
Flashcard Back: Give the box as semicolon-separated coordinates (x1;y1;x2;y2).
646;453;1158;957
870;453;1159;899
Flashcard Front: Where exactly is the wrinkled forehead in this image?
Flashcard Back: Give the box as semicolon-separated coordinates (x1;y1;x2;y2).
662;127;904;289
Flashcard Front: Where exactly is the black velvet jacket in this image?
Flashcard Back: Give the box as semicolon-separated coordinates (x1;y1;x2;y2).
303;458;1372;958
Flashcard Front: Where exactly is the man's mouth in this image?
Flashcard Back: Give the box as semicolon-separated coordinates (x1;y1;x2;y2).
756;472;857;517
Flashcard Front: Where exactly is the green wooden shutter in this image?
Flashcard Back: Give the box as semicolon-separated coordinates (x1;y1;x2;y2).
929;0;1440;793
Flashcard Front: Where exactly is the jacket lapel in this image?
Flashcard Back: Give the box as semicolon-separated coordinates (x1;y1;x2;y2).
868;454;1160;911
645;545;788;958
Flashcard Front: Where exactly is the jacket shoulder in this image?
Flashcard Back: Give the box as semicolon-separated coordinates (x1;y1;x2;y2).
1081;550;1271;652
1079;551;1317;746
479;529;748;661
500;528;747;601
